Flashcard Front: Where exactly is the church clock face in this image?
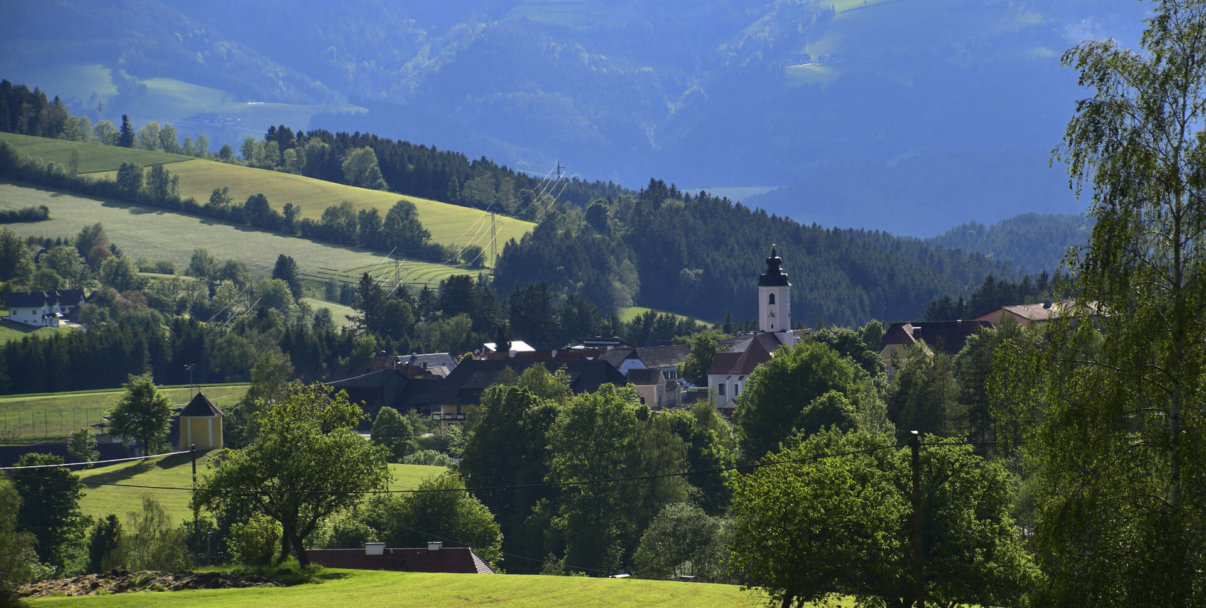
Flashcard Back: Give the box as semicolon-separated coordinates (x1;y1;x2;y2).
768;307;776;318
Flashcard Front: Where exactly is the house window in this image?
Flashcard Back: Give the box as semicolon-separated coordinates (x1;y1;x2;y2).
768;293;775;305
718;383;726;396
735;385;740;396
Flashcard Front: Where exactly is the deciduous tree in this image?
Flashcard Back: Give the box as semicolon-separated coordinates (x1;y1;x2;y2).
108;373;173;455
994;1;1206;603
194;382;388;566
729;429;1035;608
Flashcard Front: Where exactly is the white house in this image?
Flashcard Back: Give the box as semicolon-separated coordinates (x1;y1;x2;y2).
5;290;86;327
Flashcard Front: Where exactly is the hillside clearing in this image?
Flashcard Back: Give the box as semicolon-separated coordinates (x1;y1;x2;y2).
0;132;534;259
0;183;474;289
0;132;193;173
25;569;774;608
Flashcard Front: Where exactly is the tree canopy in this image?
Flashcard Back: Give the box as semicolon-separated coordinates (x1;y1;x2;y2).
108;373;173;455
728;429;1035;608
194;382;389;566
993;1;1206;603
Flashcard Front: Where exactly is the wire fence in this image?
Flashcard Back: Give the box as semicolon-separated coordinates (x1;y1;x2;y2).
0;407;107;442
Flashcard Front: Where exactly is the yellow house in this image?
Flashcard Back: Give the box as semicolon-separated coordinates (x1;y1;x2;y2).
177;392;224;450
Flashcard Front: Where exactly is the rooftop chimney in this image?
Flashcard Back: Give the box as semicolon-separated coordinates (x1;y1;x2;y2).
427;541;443;551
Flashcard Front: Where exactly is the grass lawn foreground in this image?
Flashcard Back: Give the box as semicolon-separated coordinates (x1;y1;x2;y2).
26;569;774;608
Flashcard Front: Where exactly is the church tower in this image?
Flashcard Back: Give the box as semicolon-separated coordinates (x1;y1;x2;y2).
758;246;792;344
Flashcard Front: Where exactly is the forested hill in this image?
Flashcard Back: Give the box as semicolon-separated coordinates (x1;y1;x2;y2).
494;180;1019;327
926;213;1093;274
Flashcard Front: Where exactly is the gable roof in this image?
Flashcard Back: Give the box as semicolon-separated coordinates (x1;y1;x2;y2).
179;392;223;417
6;292;49;308
625;368;664;386
4;290;87;309
598;348;637;368
707;333;781;376
880;320;993;357
633;345;690;369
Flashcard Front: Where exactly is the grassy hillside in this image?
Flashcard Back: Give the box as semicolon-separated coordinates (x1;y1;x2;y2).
0;318;76;345
77;451;445;525
0;385;247;445
0;183;471;289
25;569;773;608
0;132;194;172
0;132;534;259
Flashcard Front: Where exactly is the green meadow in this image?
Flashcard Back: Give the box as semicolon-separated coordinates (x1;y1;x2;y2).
618;306;711;327
0;132;194;173
0;184;474;289
26;569;773;608
0;385;248;445
0;132;533;262
0;318;76;345
75;451;446;525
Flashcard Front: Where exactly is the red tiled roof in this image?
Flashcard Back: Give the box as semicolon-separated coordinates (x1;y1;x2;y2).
305;547;493;574
707;333;781;376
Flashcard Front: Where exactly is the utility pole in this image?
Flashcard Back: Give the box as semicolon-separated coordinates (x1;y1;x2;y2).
490;211;497;267
556;160;565;181
910;430;926;608
191;444;200;562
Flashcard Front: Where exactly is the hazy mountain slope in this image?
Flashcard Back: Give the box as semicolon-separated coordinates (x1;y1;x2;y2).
927;213;1093;274
0;0;1151;234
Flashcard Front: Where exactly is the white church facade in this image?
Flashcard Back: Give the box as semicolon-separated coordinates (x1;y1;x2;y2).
707;247;798;410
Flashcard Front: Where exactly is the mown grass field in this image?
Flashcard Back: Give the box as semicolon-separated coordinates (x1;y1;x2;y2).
26;569;773;608
0;184;474;290
0;132;534;263
76;451;445;525
0;132;194;173
0;318;76;345
0;385;248;445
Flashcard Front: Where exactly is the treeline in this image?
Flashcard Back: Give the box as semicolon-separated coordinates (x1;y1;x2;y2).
0;80;211;155
494;179;1021;325
0;205;49;223
927;213;1093;274
922;271;1067;321
250;126;629;217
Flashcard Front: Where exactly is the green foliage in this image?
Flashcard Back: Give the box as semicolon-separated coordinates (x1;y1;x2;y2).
632;502;730;582
548;385;689;574
227;512;282;566
989;3;1206;603
885;345;962;442
362;472;503;570
12;452;84;571
678;330;721;387
87;515;123;573
734;340;861;461
341;147;388;190
0;475;44;603
371;406;417;461
928;213;1092;274
728;429;1035;608
663;402;737;515
67;428;99;464
459;384;559;572
194;382;389;566
108;373;173;455
120;496;192;572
